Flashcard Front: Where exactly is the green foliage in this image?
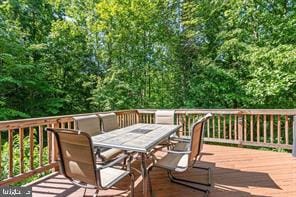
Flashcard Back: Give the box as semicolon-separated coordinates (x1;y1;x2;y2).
0;0;295;121
1;132;49;185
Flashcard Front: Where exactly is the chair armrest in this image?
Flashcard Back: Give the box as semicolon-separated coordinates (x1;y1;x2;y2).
97;154;128;170
171;137;190;143
167;150;191;154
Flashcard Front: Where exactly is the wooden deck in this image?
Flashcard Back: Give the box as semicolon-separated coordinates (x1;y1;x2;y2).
29;144;296;197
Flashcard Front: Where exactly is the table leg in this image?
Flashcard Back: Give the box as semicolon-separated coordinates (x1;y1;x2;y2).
141;153;149;197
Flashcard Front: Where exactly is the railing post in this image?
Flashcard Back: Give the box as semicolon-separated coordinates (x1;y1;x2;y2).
136;110;140;123
293;116;296;157
52;122;59;171
238;114;243;147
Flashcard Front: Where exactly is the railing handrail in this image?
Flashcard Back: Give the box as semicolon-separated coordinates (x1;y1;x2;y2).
0;110;138;130
137;108;296;115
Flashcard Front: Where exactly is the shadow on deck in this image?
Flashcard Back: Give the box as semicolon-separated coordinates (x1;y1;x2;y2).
29;145;296;197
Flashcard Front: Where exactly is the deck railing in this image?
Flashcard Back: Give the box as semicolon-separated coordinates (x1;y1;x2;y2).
0;110;138;186
138;109;296;149
0;109;295;185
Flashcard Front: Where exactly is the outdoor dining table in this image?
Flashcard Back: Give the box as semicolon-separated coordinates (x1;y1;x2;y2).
91;123;181;197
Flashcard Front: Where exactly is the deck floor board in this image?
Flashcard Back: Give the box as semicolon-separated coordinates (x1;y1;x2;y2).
30;144;296;197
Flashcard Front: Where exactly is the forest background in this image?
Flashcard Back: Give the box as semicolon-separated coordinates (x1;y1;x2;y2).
1;0;295;121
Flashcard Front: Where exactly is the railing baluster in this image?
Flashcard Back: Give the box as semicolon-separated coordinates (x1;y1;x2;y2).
257;115;260;142
0;131;1;175
212;114;215;138
250;115;254;142
19;128;24;173
29;127;34;170
270;115;274;144
278;115;281;144
229;115;232;140
8;129;13;178
244;115;247;141
263;115;267;143
223;115;226;139
234;115;237;140
285;115;289;144
39;125;43;167
47;125;52;163
207;119;210;138
67;121;72;129
218;115;221;138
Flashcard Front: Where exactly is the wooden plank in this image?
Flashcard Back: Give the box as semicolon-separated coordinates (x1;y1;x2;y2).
270;115;274;144
67;121;72;129
207;119;210;138
27;144;295;197
218;115;221;138
285;115;289;144
278;115;281;144
188;114;191;136
39;126;43;167
250;115;254;142
19;128;24;173
263;115;267;143
0;131;1;175
8;129;13;178
257;115;260;142
0;163;58;186
244;115;247;141
47;125;52;163
29;127;34;170
229;115;232;140
212;114;215;138
238;115;243;146
234;115;237;140
51;123;59;170
204;138;292;149
293;116;296;156
223;115;226;139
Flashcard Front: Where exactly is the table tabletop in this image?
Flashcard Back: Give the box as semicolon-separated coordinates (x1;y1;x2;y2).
91;123;181;153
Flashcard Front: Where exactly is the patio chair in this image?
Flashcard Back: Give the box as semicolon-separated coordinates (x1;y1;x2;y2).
155;110;175;125
73;115;122;163
148;113;212;196
47;128;134;197
98;112;119;132
154;110;178;149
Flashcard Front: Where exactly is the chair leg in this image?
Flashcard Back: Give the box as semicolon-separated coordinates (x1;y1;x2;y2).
193;166;212;186
83;188;87;197
148;166;153;195
167;168;211;196
129;173;135;197
93;188;99;197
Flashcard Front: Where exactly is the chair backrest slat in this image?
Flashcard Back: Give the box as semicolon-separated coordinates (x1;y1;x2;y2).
73;115;101;136
189;114;212;161
155;110;175;125
48;128;98;186
99;113;119;132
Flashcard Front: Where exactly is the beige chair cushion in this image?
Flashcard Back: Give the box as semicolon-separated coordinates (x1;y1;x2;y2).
100;148;123;161
174;142;190;151
99;113;119;132
155;152;189;172
96;166;129;188
73;115;101;136
155;110;175;124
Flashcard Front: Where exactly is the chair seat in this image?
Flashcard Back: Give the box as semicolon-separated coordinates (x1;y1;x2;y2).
100;148;123;161
96;165;129;188
155;152;189;172
174;142;190;151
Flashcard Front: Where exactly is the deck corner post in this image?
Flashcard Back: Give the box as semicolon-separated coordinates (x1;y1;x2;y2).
238;115;243;147
51;123;60;171
292;116;296;157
